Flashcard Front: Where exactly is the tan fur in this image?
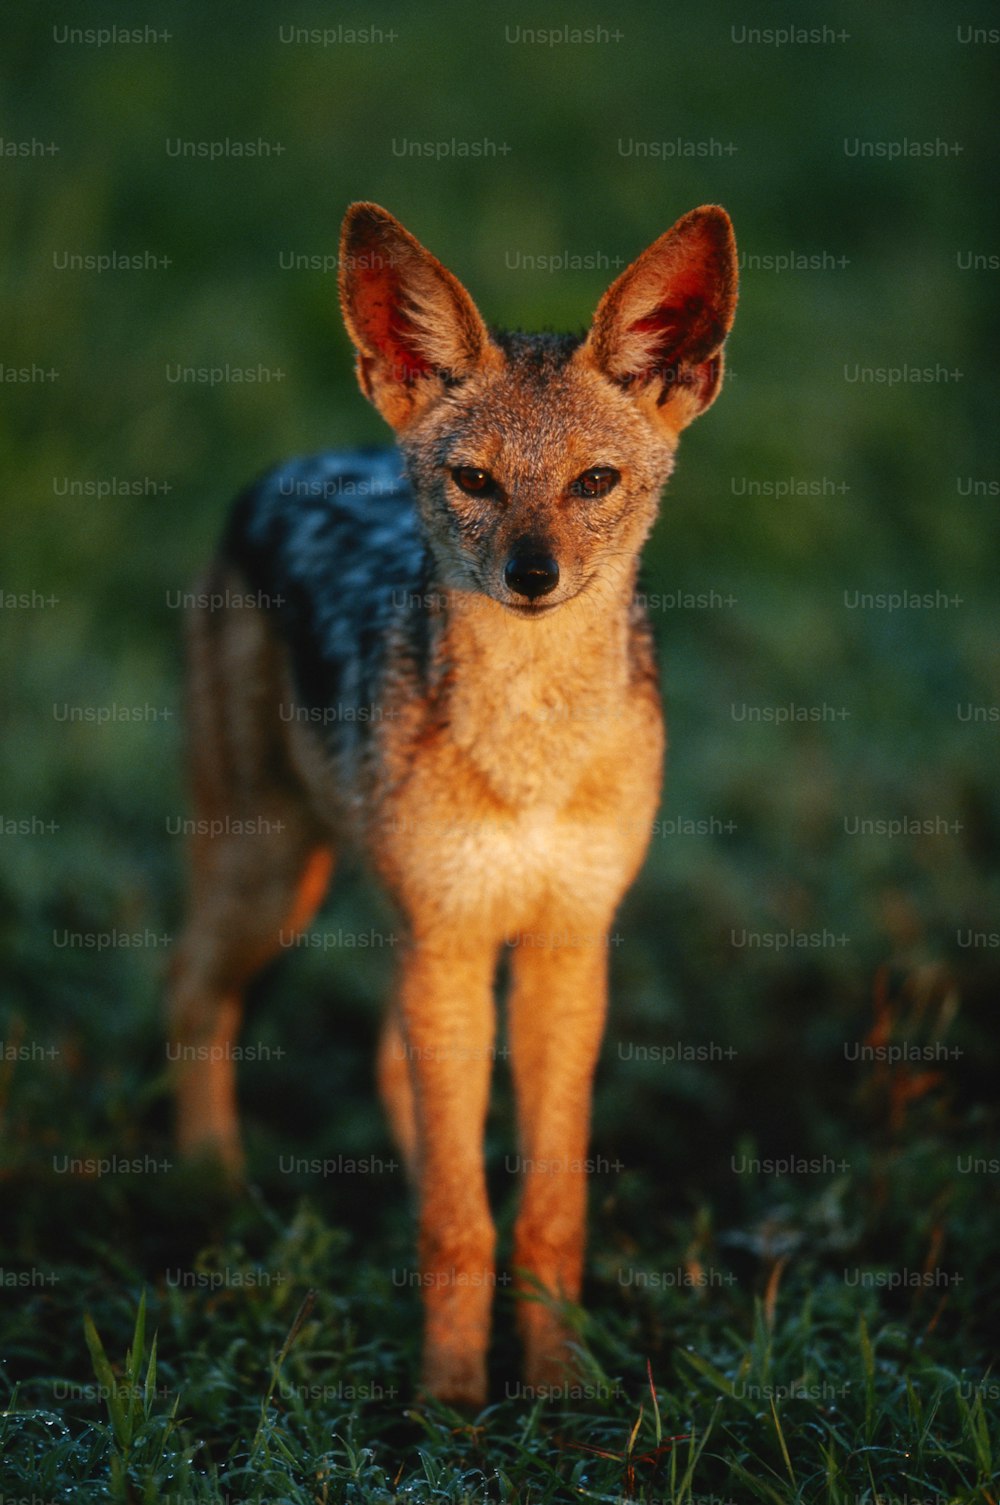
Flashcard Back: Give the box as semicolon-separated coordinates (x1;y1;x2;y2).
169;203;738;1405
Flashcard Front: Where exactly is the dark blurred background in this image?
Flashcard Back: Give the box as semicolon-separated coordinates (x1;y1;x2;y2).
1;3;997;1263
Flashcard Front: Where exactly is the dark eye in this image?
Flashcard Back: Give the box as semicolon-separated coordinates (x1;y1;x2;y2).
452;466;495;496
570;466;620;499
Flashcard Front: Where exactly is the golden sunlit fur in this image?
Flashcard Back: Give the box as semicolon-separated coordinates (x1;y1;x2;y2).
169;201;738;1406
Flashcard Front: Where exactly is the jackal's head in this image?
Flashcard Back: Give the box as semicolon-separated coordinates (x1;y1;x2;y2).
338;203;737;616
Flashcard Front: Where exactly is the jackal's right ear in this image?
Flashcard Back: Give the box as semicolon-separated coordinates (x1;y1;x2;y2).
581;206;738;435
338;203;496;430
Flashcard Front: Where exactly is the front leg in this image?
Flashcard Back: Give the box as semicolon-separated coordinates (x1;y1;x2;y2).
507;921;611;1390
399;934;499;1407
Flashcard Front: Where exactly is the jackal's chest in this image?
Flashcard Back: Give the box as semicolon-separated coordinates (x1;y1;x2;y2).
369;688;664;931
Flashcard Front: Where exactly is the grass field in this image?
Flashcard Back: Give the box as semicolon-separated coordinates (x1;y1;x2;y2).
1;3;998;1500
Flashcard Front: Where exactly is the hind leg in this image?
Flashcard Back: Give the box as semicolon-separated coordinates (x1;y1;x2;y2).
169;832;333;1169
168;564;335;1170
376;1003;417;1176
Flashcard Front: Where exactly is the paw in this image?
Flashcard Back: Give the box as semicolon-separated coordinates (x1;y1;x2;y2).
176;1114;245;1190
419;1348;488;1411
523;1332;583;1396
518;1297;586;1397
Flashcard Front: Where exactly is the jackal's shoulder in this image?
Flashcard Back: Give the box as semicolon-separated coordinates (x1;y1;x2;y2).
219;447;432;729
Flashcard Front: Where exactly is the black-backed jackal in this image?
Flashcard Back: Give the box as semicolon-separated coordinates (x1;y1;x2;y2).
169;201;738;1405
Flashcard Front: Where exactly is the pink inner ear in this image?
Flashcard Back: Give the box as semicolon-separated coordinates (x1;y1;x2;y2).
354;264;433;381
629;294;725;373
625;252;728;377
630;300;696;354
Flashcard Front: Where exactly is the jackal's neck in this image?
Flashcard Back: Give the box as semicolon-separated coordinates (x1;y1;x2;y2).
426;569;644;802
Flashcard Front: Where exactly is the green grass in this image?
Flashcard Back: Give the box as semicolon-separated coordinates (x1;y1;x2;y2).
1;1179;998;1502
2;1029;998;1501
2;0;998;1498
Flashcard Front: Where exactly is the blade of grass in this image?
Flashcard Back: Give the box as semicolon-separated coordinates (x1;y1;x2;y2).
82;1312;127;1450
647;1358;662;1448
858;1315;875;1442
769;1395;796;1488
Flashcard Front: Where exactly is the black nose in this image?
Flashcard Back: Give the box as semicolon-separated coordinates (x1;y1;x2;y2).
504;552;560;600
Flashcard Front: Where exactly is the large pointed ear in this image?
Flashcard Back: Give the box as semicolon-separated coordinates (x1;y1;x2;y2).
338;203;496;430
580;206;738;434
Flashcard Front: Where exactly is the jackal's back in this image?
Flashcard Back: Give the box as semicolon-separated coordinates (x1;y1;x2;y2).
220;446;431;759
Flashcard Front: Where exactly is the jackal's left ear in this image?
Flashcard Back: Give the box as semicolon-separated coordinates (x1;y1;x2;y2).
581;206;738;434
338;203;496;430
